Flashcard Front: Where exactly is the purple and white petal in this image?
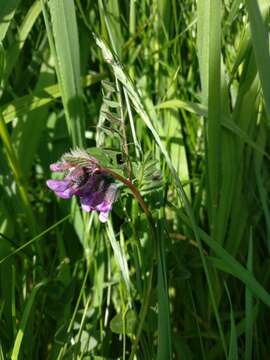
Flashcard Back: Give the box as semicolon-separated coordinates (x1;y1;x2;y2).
96;200;111;213
47;152;118;223
99;211;110;222
55;187;76;199
81;203;92;212
50;161;71;172
50;163;62;172
46;179;75;199
80;191;103;211
79;194;94;212
46;179;70;192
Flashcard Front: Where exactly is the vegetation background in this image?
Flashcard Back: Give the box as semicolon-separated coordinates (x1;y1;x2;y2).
0;0;270;359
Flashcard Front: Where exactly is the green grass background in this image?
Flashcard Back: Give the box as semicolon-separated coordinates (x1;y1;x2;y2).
0;0;270;359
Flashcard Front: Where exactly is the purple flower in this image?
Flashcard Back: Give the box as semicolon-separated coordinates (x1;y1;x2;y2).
46;149;117;222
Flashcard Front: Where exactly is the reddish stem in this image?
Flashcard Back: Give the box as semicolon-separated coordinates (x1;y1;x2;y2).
101;167;153;222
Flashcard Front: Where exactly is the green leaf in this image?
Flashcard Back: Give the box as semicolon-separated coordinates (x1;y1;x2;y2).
156;99;207;117
110;309;137;335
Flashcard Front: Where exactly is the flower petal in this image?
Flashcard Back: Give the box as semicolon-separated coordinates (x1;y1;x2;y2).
99;211;110;222
47;154;118;223
50;163;62;172
80;191;103;211
104;183;118;203
81;203;91;212
96;200;111;212
46;179;69;192
50;161;70;172
46;179;75;199
55;188;76;199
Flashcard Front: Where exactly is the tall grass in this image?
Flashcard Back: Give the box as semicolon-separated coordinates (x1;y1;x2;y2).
0;0;270;359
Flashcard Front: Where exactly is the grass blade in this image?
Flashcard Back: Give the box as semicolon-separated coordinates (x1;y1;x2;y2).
11;282;46;360
224;283;238;360
157;216;172;360
0;0;20;42
48;0;85;147
245;232;253;360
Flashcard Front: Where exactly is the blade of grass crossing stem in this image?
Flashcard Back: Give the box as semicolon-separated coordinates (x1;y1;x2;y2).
95;35;227;357
11;282;46;360
48;0;85;147
245;232;253;360
246;0;270;123
224;283;238;360
157;216;172;360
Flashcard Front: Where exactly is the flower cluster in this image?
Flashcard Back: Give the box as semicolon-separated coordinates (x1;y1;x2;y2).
46;149;117;222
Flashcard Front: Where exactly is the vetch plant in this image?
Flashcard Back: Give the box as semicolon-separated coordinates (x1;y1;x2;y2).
1;1;270;359
46;146;162;358
46;148;154;224
46;149;118;222
44;31;171;359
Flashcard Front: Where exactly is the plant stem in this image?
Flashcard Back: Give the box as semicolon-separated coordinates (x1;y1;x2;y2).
102;166;156;358
102;167;153;224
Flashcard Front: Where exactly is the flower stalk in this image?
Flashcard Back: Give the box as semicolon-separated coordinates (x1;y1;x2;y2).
101;166;153;223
